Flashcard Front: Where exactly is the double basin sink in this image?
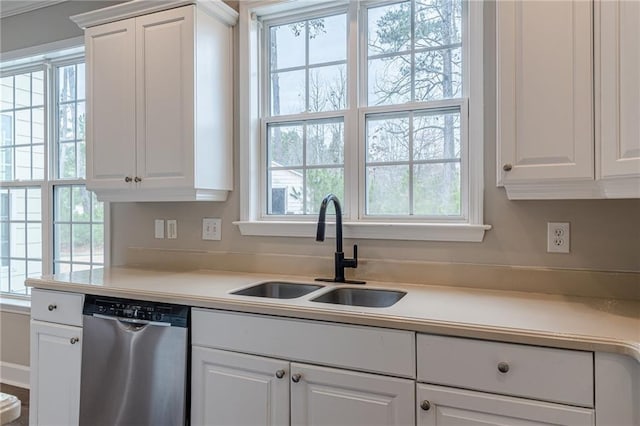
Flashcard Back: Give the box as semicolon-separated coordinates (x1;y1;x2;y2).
231;281;406;308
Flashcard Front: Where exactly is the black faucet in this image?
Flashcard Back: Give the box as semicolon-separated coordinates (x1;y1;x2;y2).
315;194;365;284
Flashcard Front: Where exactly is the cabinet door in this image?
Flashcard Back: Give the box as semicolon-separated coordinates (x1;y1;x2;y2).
290;363;414;426
135;6;194;188
191;346;289;426
30;320;82;426
497;0;593;183
85;18;136;189
597;0;640;180
417;384;594;426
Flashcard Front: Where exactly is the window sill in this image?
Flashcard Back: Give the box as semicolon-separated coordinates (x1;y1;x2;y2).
0;296;31;315
234;221;491;242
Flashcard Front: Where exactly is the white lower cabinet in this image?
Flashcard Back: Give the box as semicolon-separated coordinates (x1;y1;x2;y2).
191;308;416;426
191;346;414;426
416;384;594;426
191;347;289;426
29;320;82;426
291;363;414;426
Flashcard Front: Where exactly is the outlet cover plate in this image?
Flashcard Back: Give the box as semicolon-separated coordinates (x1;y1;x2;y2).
547;222;570;253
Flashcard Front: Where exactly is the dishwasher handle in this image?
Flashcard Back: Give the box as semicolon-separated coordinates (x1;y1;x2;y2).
92;313;172;327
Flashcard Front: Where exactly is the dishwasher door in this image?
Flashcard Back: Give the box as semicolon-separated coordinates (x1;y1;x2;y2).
79;313;188;426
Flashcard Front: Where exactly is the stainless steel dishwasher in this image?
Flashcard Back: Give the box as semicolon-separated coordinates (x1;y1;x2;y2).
79;294;189;426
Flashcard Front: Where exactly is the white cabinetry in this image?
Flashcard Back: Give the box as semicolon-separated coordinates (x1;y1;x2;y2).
74;0;237;202
191;309;415;426
29;289;84;426
595;0;640;197
497;0;640;199
416;334;595;426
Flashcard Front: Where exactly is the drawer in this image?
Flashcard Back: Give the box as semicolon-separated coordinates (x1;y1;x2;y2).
417;334;593;407
192;308;416;378
31;288;84;327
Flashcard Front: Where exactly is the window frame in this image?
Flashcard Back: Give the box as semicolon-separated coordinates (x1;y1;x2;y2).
238;0;489;242
1;42;110;297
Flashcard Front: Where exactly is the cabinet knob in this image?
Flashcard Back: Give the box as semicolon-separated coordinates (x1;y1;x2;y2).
48;304;57;311
124;176;133;183
498;362;510;373
70;337;80;344
420;400;431;411
502;163;513;172
134;176;142;183
291;373;302;383
275;369;285;379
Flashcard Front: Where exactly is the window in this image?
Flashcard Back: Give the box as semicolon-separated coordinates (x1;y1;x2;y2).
1;50;106;296
238;0;488;241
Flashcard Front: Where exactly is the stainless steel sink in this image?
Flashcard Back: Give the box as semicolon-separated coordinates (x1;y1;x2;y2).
311;287;406;308
231;281;324;299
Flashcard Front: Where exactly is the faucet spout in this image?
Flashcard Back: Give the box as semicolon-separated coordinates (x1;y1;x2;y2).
315;194;365;284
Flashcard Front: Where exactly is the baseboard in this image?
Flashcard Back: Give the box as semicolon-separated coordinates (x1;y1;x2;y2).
0;362;29;389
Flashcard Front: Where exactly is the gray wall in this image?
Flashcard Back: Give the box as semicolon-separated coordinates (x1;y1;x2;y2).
1;1;124;53
110;1;640;273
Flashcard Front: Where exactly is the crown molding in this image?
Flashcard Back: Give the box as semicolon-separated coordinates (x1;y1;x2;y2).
0;0;67;19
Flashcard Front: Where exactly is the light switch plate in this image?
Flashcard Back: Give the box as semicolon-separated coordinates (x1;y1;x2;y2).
167;220;178;239
202;218;221;240
154;219;165;239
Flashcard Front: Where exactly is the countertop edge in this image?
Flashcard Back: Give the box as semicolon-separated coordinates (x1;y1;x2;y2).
26;277;640;364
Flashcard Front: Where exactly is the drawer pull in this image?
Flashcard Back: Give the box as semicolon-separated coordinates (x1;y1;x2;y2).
48;304;57;311
420;400;431;411
275;369;285;379
70;337;80;344
291;373;302;383
498;362;510;373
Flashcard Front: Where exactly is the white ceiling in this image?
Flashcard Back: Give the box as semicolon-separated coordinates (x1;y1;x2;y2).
0;0;67;19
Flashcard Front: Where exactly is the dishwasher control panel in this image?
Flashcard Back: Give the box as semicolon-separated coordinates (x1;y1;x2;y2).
83;294;189;327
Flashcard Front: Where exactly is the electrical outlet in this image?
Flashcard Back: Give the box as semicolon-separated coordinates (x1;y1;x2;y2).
167;220;178;239
547;222;570;253
202;218;221;240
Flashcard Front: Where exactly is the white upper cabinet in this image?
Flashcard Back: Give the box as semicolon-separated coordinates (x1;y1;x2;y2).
596;0;640;197
74;0;237;202
497;0;593;184
497;0;640;199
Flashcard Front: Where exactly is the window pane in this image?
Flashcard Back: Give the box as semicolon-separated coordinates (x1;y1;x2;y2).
58;65;76;102
10;222;26;258
77;64;86;100
366;165;410;215
268;124;303;167
26;222;42;258
368;2;411;55
92;192;104;221
306;168;343;214
415;0;462;48
72;186;91;222
9;259;27;294
59;103;75;141
77;101;86;140
92;224;104;264
270;70;305;115
27;260;42;279
15;145;31;180
14;74;30;108
15;109;30;145
414;111;460;160
9;188;25;221
72;224;91;263
366;115;409;163
307;120;344;166
415;47;462;101
268;169;303;215
1;112;13;146
368;55;411;106
309;14;347;65
270;23;305;70
59;142;76;178
1;76;14;110
55;186;71;221
414;162;460;215
32;71;44;106
55;223;71;261
26;188;41;220
308;64;347;112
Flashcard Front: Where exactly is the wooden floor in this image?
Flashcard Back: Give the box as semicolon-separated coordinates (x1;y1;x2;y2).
0;383;29;426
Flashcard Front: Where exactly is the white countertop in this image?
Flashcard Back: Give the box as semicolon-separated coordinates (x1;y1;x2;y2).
26;266;640;362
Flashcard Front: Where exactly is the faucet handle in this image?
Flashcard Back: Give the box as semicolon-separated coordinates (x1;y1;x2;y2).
353;244;358;264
